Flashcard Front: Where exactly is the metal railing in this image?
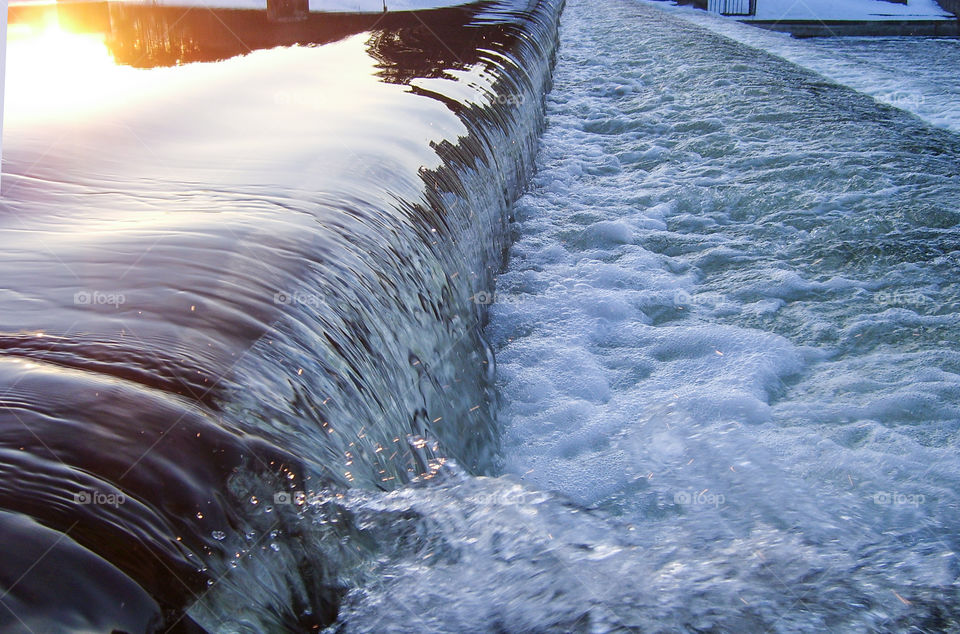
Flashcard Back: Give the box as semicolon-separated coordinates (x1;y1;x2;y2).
707;0;757;16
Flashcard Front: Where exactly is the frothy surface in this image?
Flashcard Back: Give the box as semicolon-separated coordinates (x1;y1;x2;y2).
488;0;960;627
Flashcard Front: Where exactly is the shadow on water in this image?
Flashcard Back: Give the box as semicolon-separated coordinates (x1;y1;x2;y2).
0;0;559;630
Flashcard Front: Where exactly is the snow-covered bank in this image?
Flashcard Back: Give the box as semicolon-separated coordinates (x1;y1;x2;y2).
642;0;960;132
741;0;952;21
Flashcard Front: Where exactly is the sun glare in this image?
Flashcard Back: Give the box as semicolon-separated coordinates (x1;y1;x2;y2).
5;19;128;124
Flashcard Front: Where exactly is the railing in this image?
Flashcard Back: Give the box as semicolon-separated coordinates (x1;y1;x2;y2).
707;0;757;16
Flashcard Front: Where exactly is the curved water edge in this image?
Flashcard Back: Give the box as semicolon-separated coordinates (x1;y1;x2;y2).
0;1;561;629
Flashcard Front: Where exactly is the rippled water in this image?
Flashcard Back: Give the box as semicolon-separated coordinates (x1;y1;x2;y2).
1;1;559;630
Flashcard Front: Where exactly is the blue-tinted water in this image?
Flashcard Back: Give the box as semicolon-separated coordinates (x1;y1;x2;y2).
488;0;960;630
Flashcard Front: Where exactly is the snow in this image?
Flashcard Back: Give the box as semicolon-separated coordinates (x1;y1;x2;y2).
639;0;960;132
743;0;953;21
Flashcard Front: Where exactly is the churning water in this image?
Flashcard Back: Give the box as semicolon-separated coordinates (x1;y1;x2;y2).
1;0;959;631
489;0;960;631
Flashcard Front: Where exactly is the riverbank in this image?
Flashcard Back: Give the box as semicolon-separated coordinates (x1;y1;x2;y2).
673;0;958;36
747;18;958;36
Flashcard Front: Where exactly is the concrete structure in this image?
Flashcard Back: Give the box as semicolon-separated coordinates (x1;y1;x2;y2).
746;18;959;36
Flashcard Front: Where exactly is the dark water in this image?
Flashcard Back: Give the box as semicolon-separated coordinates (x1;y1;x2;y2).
0;1;560;630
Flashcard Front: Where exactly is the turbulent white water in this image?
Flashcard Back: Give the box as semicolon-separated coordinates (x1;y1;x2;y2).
311;1;960;631
478;0;960;629
183;1;959;629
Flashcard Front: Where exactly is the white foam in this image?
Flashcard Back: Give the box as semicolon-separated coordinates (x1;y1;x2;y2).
487;0;960;620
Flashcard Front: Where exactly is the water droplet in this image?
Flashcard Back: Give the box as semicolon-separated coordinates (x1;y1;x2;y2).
211;530;226;541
